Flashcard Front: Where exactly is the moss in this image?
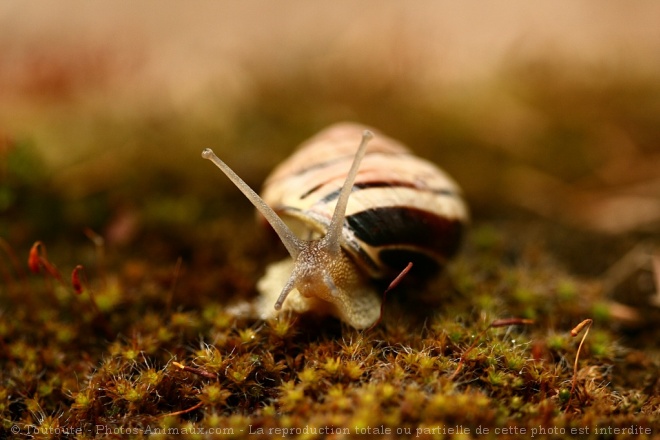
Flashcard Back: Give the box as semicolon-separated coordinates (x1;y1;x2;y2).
2;59;659;439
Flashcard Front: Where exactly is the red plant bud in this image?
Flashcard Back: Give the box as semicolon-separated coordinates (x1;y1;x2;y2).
28;241;43;273
28;241;64;283
72;265;85;294
386;262;413;292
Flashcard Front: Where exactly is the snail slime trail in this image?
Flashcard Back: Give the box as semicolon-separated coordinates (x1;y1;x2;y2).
202;122;468;328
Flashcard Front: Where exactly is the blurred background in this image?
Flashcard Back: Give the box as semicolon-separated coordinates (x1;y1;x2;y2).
2;1;659;274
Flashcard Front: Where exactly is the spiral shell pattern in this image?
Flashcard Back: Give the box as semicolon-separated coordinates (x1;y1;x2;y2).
260;122;468;281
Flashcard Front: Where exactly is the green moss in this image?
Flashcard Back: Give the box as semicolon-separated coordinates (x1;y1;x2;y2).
556;279;578;302
2;61;658;439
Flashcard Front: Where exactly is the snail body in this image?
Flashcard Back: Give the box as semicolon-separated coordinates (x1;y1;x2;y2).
202;122;467;328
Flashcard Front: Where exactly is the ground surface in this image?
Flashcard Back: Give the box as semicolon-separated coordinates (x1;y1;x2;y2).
1;3;659;439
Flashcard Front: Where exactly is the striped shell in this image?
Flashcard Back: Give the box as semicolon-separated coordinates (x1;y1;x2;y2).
255;123;468;327
202;122;467;328
261;123;467;277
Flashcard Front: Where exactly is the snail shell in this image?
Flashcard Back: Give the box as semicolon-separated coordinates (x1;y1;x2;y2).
202;122;468;329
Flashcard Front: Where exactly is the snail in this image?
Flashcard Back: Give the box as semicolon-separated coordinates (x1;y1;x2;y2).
202;123;468;328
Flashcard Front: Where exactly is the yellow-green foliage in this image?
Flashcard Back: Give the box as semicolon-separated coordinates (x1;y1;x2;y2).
0;222;657;439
